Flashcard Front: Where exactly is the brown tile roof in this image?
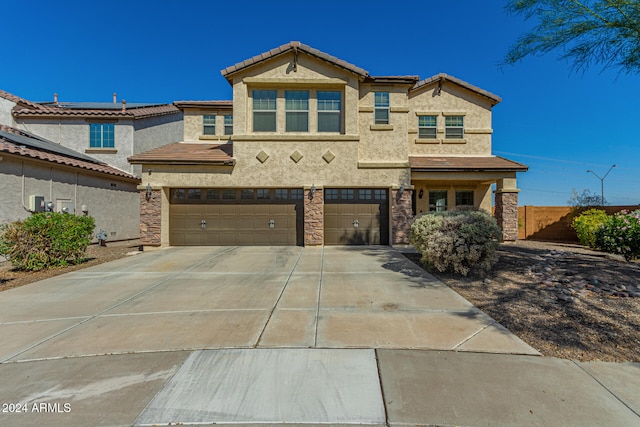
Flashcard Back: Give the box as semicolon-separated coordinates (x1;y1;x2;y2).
12;101;180;119
0;125;139;181
0;89;43;109
173;100;233;109
221;41;370;80
367;76;421;85
411;73;502;105
128;142;235;165
410;156;528;172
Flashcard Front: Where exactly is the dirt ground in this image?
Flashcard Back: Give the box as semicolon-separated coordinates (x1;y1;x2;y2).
407;240;640;363
2;240;639;362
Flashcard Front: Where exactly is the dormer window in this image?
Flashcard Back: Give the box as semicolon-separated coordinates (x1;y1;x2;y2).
253;90;277;132
374;92;389;125
285;90;309;132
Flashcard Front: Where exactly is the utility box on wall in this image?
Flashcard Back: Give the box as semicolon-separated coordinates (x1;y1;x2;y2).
28;195;45;212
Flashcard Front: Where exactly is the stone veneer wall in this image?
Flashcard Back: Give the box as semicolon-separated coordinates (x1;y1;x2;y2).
140;190;161;246
392;189;413;245
304;188;324;246
495;191;518;241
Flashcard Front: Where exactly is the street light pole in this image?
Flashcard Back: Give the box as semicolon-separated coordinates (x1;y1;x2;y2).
586;164;617;206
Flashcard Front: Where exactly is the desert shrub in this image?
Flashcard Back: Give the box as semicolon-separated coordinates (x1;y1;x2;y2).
410;209;502;276
594;210;640;261
571;208;609;248
0;212;95;271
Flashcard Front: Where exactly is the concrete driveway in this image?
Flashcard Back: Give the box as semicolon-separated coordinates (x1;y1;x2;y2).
1;246;638;426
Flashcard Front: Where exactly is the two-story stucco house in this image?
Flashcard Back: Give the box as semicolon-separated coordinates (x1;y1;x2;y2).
4;91;183;176
129;42;527;248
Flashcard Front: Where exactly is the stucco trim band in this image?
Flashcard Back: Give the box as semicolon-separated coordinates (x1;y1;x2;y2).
358;161;410;169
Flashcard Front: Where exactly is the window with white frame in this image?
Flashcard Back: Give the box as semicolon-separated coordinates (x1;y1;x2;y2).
418;116;437;139
89;123;114;148
317;91;341;132
285;90;309;132
455;190;474;208
445;116;464;139
374;92;389;124
224;115;233;135
203;115;216;135
253;90;277;132
428;190;448;211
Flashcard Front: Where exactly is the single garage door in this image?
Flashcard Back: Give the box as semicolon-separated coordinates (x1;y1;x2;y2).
324;188;389;245
170;188;303;246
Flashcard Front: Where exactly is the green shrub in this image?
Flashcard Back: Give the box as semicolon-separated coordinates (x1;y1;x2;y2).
0;213;95;271
595;210;640;261
571;208;609;248
410;209;502;276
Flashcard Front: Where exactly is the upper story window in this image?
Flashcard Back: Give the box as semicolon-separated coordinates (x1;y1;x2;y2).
285;90;309;132
317;91;341;132
445;116;464;139
418;116;437;139
374;92;389;125
253;90;277;132
203;115;216;135
89;123;114;148
224;115;233;135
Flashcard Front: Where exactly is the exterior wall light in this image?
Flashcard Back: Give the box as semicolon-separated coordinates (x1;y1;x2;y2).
145;184;153;200
310;184;317;199
418;188;424;199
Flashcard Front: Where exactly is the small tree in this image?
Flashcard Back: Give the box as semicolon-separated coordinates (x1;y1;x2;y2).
568;188;606;207
571;208;609;247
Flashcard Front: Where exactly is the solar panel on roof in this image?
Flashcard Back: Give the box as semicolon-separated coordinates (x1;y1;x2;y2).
0;130;105;164
53;102;163;110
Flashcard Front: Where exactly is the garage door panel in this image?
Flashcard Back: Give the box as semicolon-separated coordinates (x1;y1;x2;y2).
324;189;389;245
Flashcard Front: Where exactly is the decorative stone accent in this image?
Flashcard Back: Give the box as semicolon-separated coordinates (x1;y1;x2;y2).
140;189;161;247
304;188;324;246
290;150;304;163
256;150;269;163
495;191;519;241
392;189;413;245
322;150;335;164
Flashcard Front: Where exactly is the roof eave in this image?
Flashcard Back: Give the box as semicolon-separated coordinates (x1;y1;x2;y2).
128;159;236;166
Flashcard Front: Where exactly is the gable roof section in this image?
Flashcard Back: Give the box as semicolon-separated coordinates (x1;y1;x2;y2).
128;142;235;166
412;73;502;105
410;156;527;172
0;125;139;181
13;102;180;119
221;41;370;81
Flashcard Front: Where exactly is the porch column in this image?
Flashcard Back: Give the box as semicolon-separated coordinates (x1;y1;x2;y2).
304;187;324;246
392;188;413;245
494;178;519;241
139;187;161;247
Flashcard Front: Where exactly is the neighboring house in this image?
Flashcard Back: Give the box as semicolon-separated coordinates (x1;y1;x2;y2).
0;125;140;242
1;89;183;177
129;41;527;248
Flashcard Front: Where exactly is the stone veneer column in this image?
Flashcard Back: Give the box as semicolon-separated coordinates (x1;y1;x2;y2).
495;190;519;241
139;189;161;247
392;189;413;245
304;188;324;246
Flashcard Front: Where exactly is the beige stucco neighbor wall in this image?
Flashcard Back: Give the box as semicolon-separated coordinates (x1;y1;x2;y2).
0;155;140;242
0;97;17;126
408;81;494;157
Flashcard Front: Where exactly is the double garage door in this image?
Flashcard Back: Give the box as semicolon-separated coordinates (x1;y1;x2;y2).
169;188;388;246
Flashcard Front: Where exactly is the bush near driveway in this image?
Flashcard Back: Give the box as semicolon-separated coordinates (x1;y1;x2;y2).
410;209;501;276
571;208;609;248
595;210;640;261
0;212;95;271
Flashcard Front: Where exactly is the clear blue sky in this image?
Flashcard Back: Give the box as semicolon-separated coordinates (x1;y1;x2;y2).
3;0;639;206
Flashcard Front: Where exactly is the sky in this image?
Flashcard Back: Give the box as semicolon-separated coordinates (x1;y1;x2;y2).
2;0;639;206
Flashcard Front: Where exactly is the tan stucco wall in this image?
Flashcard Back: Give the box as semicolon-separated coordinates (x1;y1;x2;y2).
408;81;494;156
183;108;232;142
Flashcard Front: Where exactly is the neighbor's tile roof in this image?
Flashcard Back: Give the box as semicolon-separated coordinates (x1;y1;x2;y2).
12;101;180;119
173;100;233;109
0;125;139;181
411;73;502;105
221;41;370;79
410;156;528;171
0;89;43;109
128;142;235;165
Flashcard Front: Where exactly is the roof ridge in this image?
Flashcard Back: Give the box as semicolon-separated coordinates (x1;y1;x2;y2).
411;73;501;104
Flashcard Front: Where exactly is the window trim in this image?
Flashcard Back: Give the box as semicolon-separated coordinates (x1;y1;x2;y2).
445;116;464;139
285;90;309;132
252;90;277;132
89;123;115;148
418;115;437;139
317;90;341;133
224;115;233;135
203;115;216;136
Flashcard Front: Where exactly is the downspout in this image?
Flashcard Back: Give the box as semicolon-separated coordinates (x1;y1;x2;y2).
74;172;78;214
49;167;53;205
20;161;32;213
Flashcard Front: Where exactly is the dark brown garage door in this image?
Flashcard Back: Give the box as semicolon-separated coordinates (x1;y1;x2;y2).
169;188;303;246
324;188;389;245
